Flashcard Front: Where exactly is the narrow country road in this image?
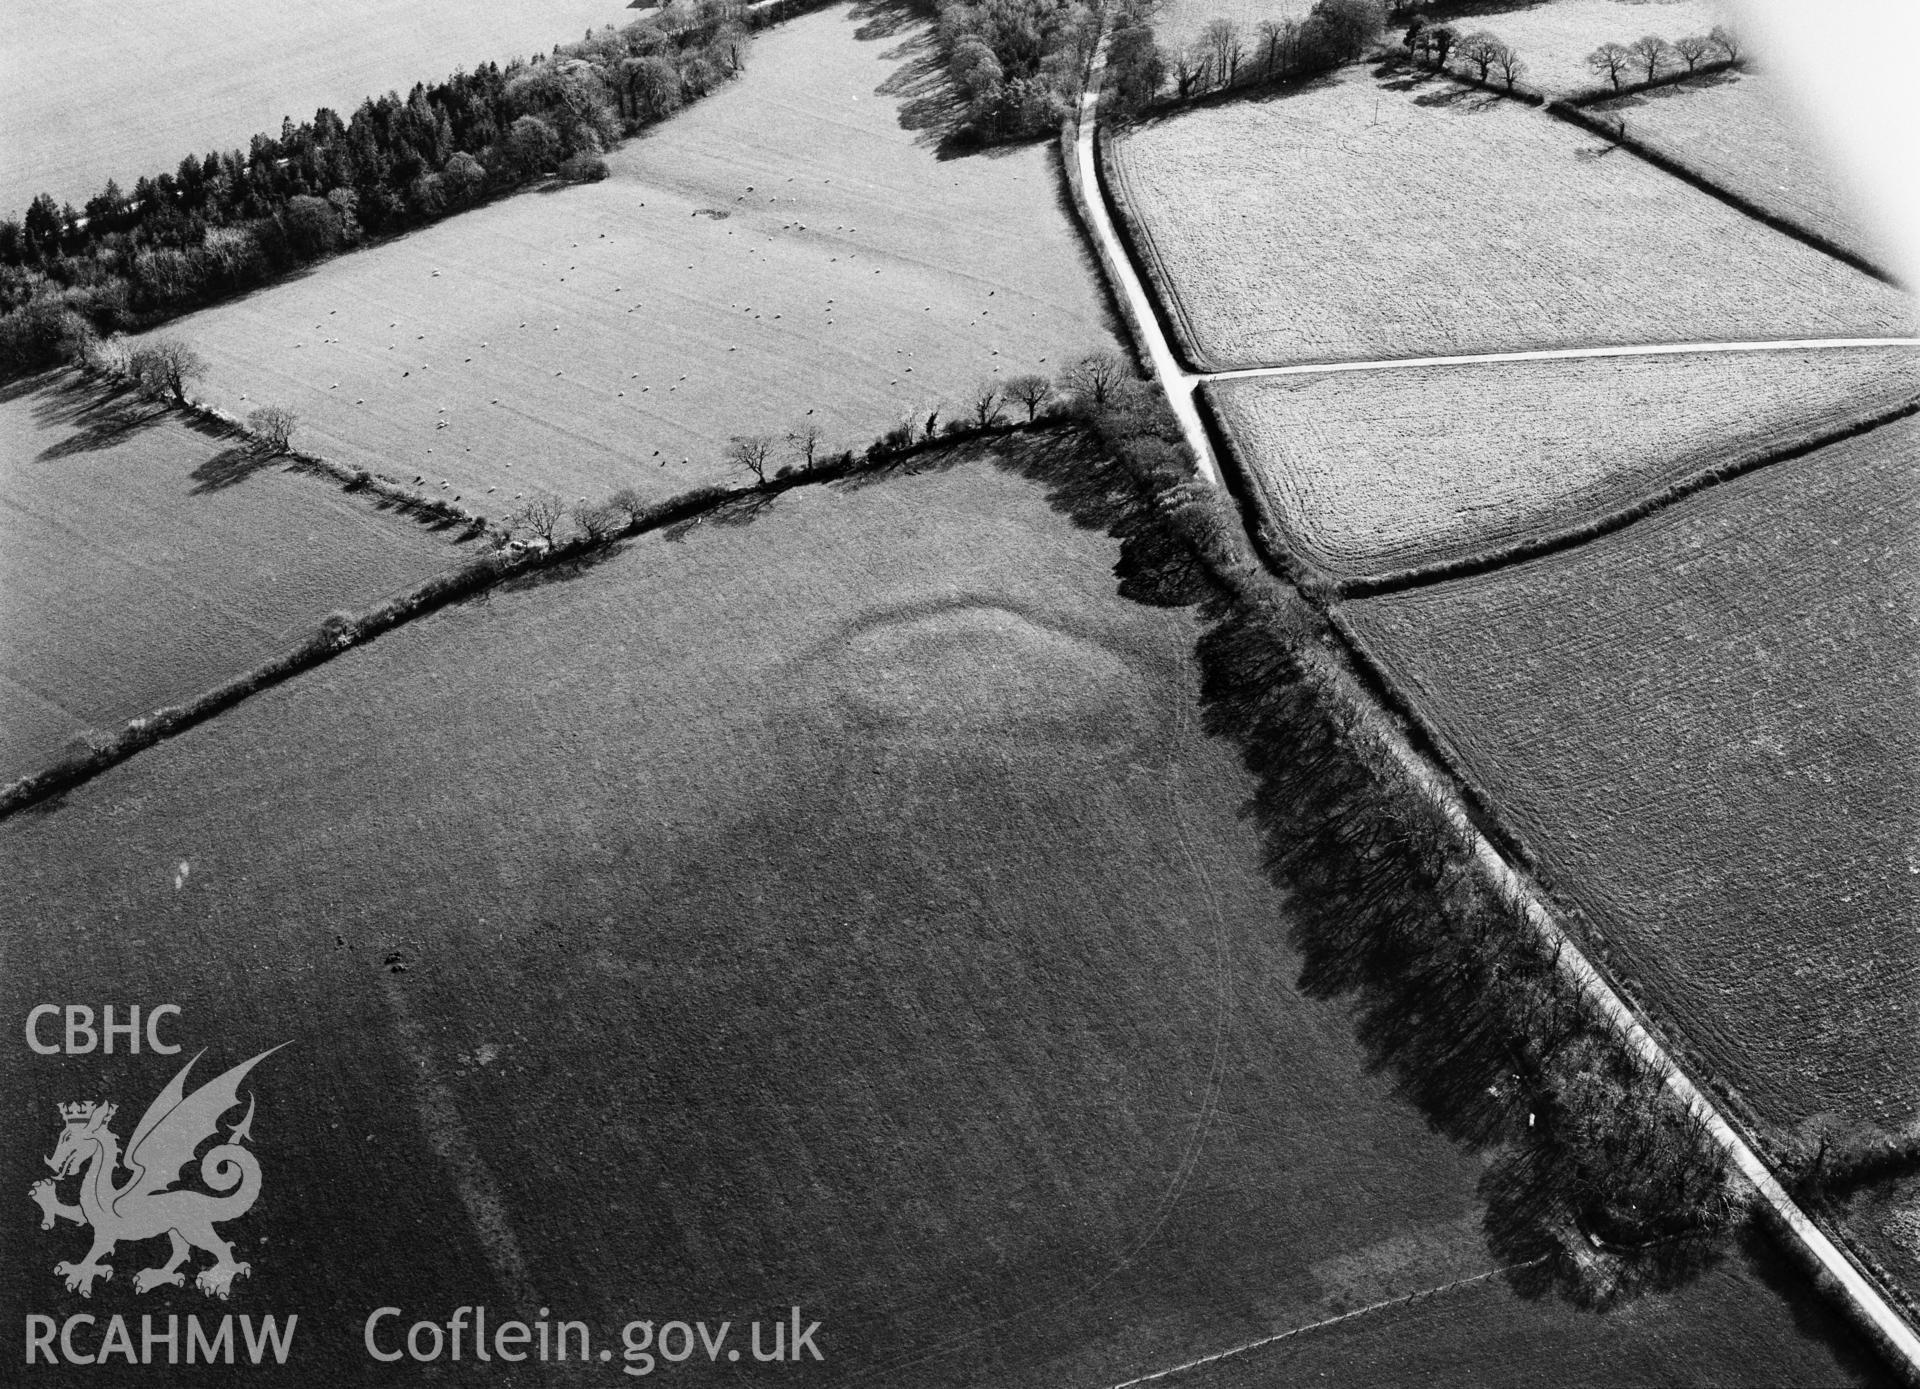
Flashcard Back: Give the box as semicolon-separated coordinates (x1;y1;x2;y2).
1065;39;1920;1385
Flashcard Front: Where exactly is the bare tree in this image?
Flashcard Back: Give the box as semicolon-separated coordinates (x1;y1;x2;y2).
1258;18;1293;78
508;492;566;547
1493;43;1525;90
969;380;1005;428
247;404;297;453
576;502;625;542
1626;34;1673;83
1062;348;1128;409
1179;41;1214;96
1671;34;1712;73
1427;24;1458;69
1202;18;1245;90
922;406;942;441
786;420;824;470
1706;24;1741;64
1457;31;1504;81
606;485;650;527
128;337;206;405
1586;41;1632;90
1004;374;1052;423
726;433;776;484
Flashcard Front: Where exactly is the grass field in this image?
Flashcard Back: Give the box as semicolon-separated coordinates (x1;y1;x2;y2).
0;442;1875;1386
1105;67;1913;370
1590;68;1885;266
0;370;466;783
1339;416;1920;1136
1455;0;1732;97
1206;346;1920;582
1152;0;1306;64
2;0;632;209
150;5;1115;520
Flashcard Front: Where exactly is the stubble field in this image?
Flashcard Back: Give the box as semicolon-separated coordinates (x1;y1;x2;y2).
1590;69;1885;267
0;442;1875;1386
1104;68;1913;370
0;370;466;782
1206;345;1920;582
149;5;1116;520
1;0;631;208
1339;417;1920;1136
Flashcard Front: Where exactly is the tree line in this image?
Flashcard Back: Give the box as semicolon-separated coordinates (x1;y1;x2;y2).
1104;0;1386;115
0;0;758;378
935;0;1103;143
1584;25;1741;93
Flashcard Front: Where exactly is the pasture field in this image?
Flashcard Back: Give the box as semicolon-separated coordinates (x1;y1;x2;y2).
153;5;1115;520
0;443;1873;1386
1339;417;1920;1136
1206;345;1920;582
1591;69;1885;267
0;370;465;783
1458;0;1732;98
2;0;632;209
1104;68;1913;370
1152;0;1306;64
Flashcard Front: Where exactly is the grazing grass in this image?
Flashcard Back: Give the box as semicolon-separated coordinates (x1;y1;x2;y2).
1461;0;1733;99
1206;346;1920;583
151;5;1115;519
0;440;1873;1385
1590;68;1887;267
1104;67;1913;370
1339;416;1920;1137
0;369;466;782
1152;0;1306;65
2;0;633;207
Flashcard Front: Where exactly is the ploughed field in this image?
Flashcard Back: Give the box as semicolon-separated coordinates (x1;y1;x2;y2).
2;0;632;208
1206;345;1920;584
1103;68;1913;370
1338;416;1920;1137
1453;0;1731;97
1590;69;1887;268
0;370;465;783
0;442;1872;1387
150;5;1115;520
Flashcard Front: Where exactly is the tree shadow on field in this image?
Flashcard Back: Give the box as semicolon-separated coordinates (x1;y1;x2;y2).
1123;69;1342;138
849;0;1036;160
1411;82;1506;113
488;538;633;594
29;375;170;461
1594;65;1745;113
188;445;283;493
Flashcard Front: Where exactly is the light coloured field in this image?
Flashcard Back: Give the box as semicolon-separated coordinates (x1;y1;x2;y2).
153;5;1115;518
1106;67;1914;369
1340;417;1920;1133
0;443;1872;1385
1153;0;1306;64
1208;346;1920;581
0;371;465;782
1463;0;1732;97
1592;69;1885;265
2;0;632;209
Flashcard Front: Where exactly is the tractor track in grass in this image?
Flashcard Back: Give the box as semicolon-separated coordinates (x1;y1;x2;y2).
1068;30;1920;1384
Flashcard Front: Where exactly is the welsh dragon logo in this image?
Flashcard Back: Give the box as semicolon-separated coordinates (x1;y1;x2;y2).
29;1046;283;1300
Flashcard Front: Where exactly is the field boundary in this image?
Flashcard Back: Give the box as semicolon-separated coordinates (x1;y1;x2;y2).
1327;394;1920;597
0;420;1060;824
1102;1257;1551;1389
1543;99;1901;287
1095;124;1220;377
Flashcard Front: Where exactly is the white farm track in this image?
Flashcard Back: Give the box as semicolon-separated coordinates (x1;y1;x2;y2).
1072;40;1920;1385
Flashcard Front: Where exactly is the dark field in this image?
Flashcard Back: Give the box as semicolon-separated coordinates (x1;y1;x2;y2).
0;371;467;781
0;443;1879;1385
1340;418;1920;1138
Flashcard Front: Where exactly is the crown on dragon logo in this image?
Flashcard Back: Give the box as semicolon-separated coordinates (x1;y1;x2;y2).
58;1101;100;1124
